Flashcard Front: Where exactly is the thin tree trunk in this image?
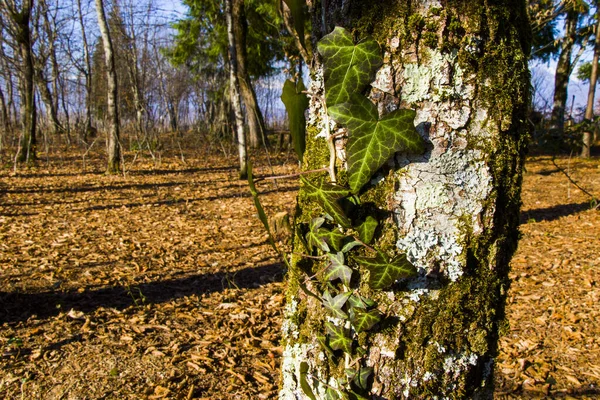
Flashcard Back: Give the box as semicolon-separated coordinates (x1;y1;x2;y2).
582;7;600;158
95;0;121;174
35;67;63;135
7;0;37;163
0;85;7;153
225;0;247;179
77;0;94;141
551;9;578;137
280;1;530;398
232;0;268;149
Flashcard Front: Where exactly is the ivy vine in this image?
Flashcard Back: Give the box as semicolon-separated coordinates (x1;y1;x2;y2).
251;26;425;399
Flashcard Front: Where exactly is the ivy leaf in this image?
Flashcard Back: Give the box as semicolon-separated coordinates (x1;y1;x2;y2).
350;308;382;332
317;26;382;107
356;252;417;290
340;240;361;253
281;78;309;161
329;95;425;193
325;321;353;354
317;334;335;357
348;294;377;310
306;217;329;252
353;367;373;391
325;388;341;400
322;290;352;319
325;252;353;286
282;0;306;49
318;228;346;252
247;161;279;255
300;362;317;400
356;216;378;244
301;176;352;228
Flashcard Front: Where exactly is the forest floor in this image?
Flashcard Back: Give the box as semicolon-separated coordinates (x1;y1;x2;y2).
0;148;599;399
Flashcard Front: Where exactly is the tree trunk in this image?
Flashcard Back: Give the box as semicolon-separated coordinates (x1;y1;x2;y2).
77;0;94;141
550;9;578;138
226;0;247;179
35;67;63;136
10;0;37;163
280;1;530;399
232;0;268;149
582;7;600;158
95;0;121;174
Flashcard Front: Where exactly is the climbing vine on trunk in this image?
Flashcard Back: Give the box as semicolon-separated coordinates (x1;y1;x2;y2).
250;26;425;398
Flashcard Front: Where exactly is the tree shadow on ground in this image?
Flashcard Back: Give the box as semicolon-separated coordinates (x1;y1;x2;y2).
520;201;593;223
0;263;284;324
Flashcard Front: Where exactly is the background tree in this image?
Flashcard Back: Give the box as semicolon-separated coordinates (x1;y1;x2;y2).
225;0;247;178
94;0;121;173
170;0;285;147
280;1;530;398
0;0;37;163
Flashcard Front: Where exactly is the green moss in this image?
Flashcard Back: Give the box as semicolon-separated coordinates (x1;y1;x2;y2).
408;14;425;32
422;32;438;49
303;126;330;171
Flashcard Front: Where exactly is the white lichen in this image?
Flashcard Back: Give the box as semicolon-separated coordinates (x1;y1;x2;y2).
393;48;494;283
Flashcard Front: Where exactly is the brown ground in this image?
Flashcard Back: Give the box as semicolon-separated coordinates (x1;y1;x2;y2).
0;150;598;399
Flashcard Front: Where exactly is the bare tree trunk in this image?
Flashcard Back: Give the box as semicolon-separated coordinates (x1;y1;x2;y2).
550;9;578;137
94;0;121;174
280;1;530;398
0;84;7;153
2;0;38;163
77;0;94;141
35;67;63;135
225;0;247;179
232;0;267;149
582;7;600;158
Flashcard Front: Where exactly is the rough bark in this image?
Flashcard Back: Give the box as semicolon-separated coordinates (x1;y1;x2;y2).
280;1;530;399
232;0;268;149
582;7;600;158
550;9;578;137
226;0;248;179
6;0;37;163
95;0;121;174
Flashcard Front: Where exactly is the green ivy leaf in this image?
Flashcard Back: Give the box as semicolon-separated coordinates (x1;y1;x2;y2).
300;362;317;400
340;240;361;253
348;294;377;310
325;252;353;286
329;95;424;193
281;78;309;161
247;161;278;255
325;321;353;354
350;308;382;332
356;216;378;244
356;252;417;290
325;388;341;400
353;367;373;391
318;228;347;252
306;217;329;252
322;290;352;319
317;334;335;357
317;27;382;107
282;0;306;49
300;176;352;228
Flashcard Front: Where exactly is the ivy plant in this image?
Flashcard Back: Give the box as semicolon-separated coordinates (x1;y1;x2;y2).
249;25;425;399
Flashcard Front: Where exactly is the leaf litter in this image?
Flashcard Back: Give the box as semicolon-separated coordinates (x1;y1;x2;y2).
0;151;598;399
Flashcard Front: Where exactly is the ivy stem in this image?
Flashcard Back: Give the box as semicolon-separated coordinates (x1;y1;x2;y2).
292;252;328;260
353;237;377;253
253;167;330;183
